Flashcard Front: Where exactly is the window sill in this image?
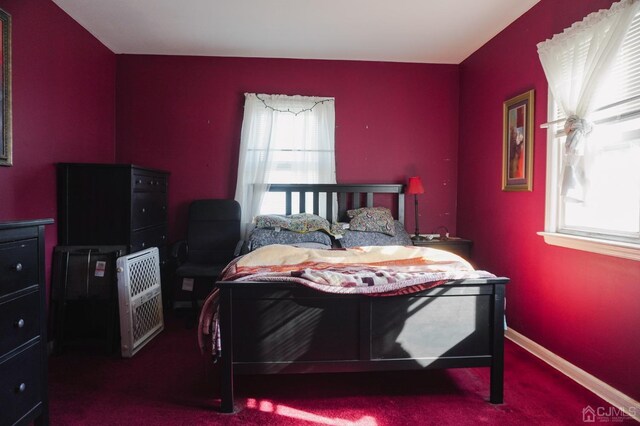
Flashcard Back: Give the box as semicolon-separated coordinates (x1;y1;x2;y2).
537;232;640;261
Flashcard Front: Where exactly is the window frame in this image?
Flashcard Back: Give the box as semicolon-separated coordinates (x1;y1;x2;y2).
539;90;640;261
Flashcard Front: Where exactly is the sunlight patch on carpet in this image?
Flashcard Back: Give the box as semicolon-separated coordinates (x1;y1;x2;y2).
246;398;378;425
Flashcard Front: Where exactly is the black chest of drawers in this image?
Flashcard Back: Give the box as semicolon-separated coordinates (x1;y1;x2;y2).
56;163;169;264
0;219;52;426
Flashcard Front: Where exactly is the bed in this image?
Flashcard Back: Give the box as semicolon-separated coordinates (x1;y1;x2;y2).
210;184;508;413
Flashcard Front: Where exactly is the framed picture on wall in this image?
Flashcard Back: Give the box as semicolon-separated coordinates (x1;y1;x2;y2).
0;8;11;167
502;90;534;191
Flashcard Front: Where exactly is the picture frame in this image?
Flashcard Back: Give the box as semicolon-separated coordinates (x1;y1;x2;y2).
0;8;11;167
502;90;534;191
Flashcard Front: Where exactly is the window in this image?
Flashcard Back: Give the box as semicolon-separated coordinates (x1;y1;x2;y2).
257;108;335;215
540;7;640;260
235;94;336;236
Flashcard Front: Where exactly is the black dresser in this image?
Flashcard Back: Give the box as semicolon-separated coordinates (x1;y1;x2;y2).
56;163;169;266
0;219;52;426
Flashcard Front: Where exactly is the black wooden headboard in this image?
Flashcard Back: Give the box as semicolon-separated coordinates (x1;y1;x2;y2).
267;184;405;224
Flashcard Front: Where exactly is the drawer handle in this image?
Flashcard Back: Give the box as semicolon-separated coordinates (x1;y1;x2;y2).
141;208;146;213
14;262;23;272
161;235;166;240
137;179;143;184
141;242;146;248
16;383;26;393
15;319;25;329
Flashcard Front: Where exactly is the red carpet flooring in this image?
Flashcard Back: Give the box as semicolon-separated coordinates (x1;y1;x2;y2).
49;313;636;425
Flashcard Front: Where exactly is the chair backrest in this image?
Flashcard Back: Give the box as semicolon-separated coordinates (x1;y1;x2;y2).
186;199;241;265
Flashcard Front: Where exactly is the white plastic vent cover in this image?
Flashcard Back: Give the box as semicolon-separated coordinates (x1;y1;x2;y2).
116;247;164;357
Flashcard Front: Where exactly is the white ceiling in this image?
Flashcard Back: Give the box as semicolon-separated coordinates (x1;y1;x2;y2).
52;0;540;64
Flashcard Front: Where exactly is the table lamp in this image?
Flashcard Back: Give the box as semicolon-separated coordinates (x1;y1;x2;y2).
407;176;425;240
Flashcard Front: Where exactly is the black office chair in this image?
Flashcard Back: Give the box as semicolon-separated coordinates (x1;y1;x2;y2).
171;199;242;316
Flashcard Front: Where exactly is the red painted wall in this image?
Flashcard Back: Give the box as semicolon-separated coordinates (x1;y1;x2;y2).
459;0;640;400
116;56;459;240
0;1;116;292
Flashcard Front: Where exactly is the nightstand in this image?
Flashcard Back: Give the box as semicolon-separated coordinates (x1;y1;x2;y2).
411;237;473;258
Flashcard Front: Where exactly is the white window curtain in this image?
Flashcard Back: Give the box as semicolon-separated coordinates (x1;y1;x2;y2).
537;0;640;203
234;93;336;237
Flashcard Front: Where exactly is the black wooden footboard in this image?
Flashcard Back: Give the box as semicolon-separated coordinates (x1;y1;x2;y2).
217;277;508;413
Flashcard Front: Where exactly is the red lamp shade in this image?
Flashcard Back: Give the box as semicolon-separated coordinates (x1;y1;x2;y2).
407;176;424;195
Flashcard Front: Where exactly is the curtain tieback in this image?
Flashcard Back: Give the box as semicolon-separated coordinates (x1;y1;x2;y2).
563;115;593;154
561;115;594;202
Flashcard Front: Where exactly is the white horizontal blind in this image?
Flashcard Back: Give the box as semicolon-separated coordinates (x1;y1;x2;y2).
593;10;640;118
550;10;640;243
552;10;640;127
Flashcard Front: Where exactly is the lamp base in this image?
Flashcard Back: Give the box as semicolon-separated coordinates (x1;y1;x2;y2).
411;234;428;241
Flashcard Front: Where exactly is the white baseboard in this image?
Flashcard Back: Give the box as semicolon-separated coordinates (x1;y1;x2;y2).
505;328;639;422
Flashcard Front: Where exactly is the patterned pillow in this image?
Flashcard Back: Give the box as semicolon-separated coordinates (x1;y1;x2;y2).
347;206;391;219
338;221;411;248
247;228;332;251
255;213;332;234
347;207;396;236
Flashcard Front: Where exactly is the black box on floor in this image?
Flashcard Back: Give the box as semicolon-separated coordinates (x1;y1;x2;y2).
51;245;127;301
51;245;127;353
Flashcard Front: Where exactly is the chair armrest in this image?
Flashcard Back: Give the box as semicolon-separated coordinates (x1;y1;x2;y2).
233;240;245;257
170;240;188;264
